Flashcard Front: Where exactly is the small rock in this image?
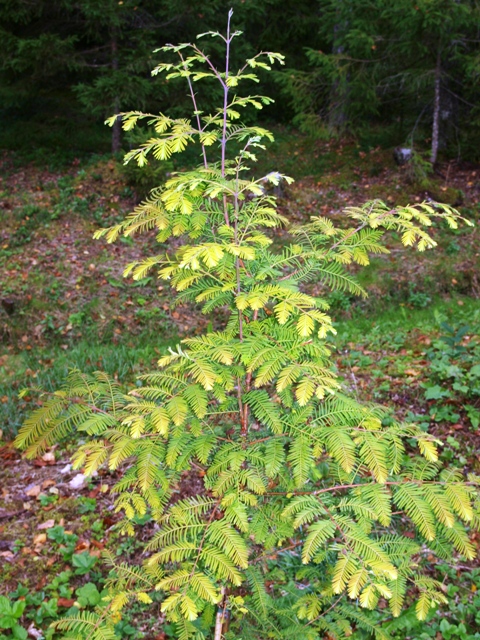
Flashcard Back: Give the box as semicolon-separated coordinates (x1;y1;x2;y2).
69;473;86;489
393;147;412;166
27;623;43;639
1;298;15;316
60;463;72;474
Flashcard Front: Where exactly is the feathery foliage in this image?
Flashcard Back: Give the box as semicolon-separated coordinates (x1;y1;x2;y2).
15;11;477;640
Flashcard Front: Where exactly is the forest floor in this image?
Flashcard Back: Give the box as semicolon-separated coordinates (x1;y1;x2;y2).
1;131;480;639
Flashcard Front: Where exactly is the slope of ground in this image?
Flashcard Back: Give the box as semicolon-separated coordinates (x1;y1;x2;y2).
1;132;479;639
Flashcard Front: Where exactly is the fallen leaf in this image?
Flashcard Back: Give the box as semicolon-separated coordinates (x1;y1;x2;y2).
57;598;75;608
42;479;56;489
42;451;55;463
37;519;55;530
90;540;105;550
25;485;41;498
33;534;47;545
75;540;90;551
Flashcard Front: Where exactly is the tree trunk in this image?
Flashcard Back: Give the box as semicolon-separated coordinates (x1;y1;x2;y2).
111;97;121;154
430;48;442;165
328;7;348;132
111;33;121;154
214;587;226;640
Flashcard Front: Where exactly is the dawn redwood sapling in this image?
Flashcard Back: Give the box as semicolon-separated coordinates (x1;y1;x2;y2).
15;11;478;640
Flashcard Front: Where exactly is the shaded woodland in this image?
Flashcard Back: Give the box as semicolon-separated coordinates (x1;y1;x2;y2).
1;0;480;160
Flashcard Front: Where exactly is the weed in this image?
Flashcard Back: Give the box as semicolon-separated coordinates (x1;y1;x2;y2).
76;497;97;514
38;494;58;508
423;322;480;430
407;286;432;309
0;595;27;640
71;552;97;576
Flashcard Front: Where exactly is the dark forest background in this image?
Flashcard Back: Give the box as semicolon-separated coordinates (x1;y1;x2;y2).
1;0;479;162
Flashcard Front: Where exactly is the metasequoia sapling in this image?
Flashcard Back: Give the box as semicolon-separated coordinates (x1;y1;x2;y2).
16;10;477;640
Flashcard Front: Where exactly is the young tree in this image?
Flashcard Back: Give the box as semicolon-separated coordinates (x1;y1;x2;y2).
16;12;477;640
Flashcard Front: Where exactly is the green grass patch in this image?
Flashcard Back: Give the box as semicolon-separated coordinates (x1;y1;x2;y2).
0;336;178;439
333;296;480;346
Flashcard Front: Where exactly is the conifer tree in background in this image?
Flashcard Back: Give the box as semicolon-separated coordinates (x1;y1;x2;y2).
278;0;383;135
282;0;480;160
15;12;478;640
0;1;79;109
66;0;167;153
380;0;480;164
0;0;319;152
0;0;186;152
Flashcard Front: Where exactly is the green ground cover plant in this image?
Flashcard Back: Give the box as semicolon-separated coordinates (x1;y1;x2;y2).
423;323;480;430
14;13;478;640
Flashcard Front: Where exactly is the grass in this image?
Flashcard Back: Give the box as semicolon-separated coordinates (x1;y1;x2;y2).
333;296;480;344
0;337;178;438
